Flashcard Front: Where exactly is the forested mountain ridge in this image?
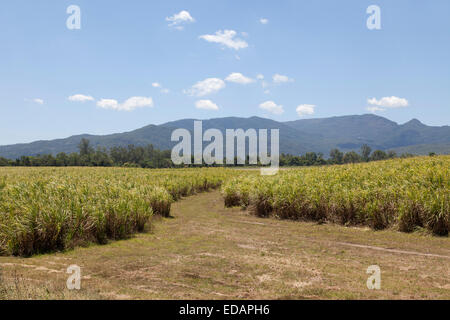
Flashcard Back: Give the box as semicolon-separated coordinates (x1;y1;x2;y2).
0;114;449;159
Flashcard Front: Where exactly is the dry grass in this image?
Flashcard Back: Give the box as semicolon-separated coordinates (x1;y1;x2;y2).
0;191;448;300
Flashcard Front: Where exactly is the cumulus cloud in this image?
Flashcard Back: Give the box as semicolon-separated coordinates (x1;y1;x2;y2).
97;99;119;109
256;74;264;80
195;99;219;110
366;106;385;113
32;98;44;105
97;97;154;111
166;10;195;29
225;72;254;84
260;18;269;24
121;97;154;111
296;104;316;116
199;30;248;50
152;82;170;93
273;74;293;84
367;96;409;108
184;78;226;97
68;94;94;102
259;101;284;115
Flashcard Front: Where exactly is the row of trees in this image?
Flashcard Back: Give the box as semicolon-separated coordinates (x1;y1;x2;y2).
0;139;173;168
280;145;411;166
0;140;414;168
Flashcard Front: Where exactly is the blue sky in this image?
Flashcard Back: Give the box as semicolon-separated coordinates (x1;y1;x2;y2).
0;0;449;145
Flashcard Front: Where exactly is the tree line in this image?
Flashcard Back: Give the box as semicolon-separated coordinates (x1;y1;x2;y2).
0;139;173;168
0;139;416;168
279;145;412;167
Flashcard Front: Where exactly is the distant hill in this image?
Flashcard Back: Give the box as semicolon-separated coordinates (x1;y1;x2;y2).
284;115;450;153
0;114;449;159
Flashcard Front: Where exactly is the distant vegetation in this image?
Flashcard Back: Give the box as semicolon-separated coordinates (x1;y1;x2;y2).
0;139;174;168
0;138;416;168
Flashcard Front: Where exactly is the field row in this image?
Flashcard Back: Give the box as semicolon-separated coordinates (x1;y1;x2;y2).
1;157;448;256
0;167;235;256
222;156;449;235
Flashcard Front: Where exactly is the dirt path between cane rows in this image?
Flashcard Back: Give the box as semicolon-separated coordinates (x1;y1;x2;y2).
1;191;449;299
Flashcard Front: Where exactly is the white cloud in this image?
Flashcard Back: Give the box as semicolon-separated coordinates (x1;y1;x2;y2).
273;74;293;83
260;18;269;24
199;30;248;50
97;96;154;111
296;104;316;116
68;94;94;102
166;10;195;29
195;99;219;110
367;96;409;108
259;101;284;115
256;74;264;80
184;78;226;97
25;98;44;105
121;97;154;111
366;106;385;113
152;82;170;93
225;72;254;84
97;99;118;109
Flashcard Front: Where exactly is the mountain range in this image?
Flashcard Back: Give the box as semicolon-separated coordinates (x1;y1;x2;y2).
1;114;449;159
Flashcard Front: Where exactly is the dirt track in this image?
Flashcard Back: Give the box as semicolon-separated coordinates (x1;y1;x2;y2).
1;191;449;299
